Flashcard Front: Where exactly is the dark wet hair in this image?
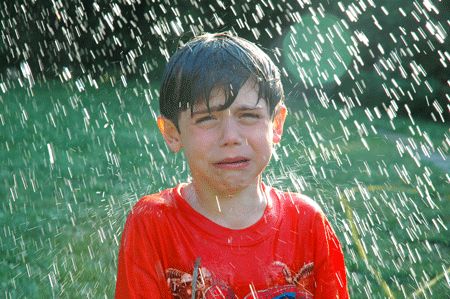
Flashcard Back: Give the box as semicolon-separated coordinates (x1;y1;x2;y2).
159;32;284;129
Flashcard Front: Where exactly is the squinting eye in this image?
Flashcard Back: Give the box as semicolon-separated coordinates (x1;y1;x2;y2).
195;115;216;124
241;113;260;119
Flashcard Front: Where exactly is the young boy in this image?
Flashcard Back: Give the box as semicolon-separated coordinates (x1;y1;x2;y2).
115;32;348;298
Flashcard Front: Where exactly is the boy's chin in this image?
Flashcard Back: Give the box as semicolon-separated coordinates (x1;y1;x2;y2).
207;177;261;196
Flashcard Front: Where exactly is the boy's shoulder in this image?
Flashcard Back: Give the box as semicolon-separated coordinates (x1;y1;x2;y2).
271;187;334;237
129;186;178;218
270;186;324;217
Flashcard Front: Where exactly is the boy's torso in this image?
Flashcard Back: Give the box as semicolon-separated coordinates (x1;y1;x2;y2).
132;183;321;298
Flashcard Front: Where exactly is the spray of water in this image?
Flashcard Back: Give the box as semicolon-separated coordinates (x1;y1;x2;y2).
0;1;448;298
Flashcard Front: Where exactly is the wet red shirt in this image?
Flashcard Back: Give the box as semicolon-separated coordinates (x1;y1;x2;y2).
115;183;348;298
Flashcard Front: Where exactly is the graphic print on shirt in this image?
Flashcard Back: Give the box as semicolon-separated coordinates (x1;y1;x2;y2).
166;266;236;298
166;261;314;299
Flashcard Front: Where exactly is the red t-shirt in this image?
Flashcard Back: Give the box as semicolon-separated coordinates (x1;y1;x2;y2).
115;183;348;298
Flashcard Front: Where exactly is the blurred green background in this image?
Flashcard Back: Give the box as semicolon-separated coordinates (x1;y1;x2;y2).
1;0;449;298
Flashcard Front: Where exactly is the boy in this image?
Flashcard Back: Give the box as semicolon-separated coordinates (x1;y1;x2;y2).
115;32;348;298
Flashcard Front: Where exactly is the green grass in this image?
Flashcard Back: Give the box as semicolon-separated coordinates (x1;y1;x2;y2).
0;77;448;298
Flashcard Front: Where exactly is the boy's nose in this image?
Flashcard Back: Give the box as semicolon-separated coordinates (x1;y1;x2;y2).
219;117;242;147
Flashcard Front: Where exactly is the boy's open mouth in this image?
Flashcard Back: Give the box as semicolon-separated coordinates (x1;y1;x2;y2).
214;157;250;169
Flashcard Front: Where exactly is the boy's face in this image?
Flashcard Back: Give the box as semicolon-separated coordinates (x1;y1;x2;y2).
158;78;286;196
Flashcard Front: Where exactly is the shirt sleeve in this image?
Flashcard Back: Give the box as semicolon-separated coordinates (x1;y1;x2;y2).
313;212;349;298
114;210;172;299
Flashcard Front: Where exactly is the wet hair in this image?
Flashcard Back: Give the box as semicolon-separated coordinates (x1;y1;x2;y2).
159;32;284;129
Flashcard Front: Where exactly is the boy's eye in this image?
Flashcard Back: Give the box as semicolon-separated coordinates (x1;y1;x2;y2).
241;113;260;119
195;115;216;124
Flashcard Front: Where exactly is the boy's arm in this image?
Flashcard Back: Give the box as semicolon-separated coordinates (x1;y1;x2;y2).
313;212;349;298
115;211;171;299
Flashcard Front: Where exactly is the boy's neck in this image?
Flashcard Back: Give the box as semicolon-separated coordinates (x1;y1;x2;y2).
182;180;267;229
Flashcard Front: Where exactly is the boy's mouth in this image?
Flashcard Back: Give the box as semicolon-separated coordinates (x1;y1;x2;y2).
214;157;250;169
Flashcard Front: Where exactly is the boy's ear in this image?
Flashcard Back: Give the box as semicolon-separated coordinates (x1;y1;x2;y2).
157;116;182;152
272;104;287;144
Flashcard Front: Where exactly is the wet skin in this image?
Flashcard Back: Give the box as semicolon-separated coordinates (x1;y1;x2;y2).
158;78;286;228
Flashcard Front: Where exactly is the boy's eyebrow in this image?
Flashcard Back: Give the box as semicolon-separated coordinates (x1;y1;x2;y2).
192;104;264;115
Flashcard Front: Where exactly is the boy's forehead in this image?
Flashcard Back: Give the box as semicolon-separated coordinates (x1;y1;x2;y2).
191;80;263;113
192;89;227;112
